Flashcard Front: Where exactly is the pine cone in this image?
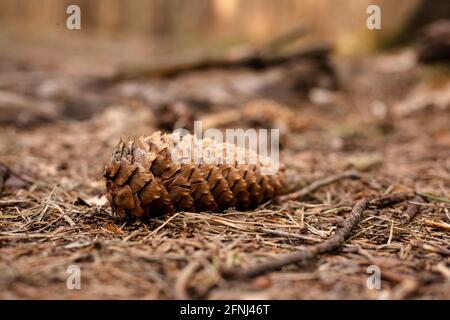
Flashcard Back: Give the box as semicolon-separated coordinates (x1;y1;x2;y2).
104;132;284;218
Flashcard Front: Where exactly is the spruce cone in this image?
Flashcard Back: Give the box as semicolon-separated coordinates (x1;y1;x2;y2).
104;132;284;218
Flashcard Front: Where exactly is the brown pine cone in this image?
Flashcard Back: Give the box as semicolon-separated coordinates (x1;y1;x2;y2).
104;132;284;218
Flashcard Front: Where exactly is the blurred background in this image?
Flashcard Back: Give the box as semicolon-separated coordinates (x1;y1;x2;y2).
0;0;448;58
0;0;449;135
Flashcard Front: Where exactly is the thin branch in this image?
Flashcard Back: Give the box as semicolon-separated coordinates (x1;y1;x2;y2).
224;199;369;279
98;43;330;83
402;195;425;224
275;170;361;203
224;192;417;280
369;192;413;209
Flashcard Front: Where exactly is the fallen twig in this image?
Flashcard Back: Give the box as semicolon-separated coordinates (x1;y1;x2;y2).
224;192;417;279
402;196;425;224
96;35;329;83
224;199;369;279
275;170;361;203
369;192;413;209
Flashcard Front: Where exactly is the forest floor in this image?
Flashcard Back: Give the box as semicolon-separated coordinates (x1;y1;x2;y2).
0;39;449;299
